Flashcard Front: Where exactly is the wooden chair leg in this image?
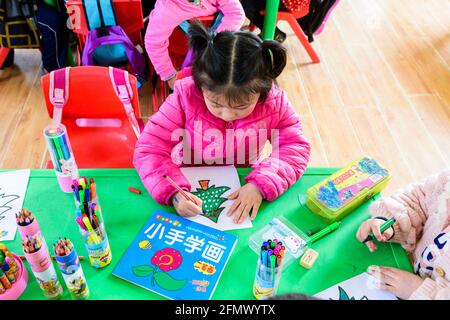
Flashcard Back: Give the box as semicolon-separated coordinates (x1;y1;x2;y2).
285;15;320;63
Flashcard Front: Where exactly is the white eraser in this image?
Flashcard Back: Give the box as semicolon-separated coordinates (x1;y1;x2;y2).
300;248;319;269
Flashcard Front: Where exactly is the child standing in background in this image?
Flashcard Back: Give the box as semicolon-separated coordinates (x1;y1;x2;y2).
145;0;245;89
357;169;450;299
134;22;311;224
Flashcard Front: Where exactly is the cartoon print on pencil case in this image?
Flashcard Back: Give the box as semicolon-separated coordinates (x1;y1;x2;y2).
37;276;61;295
330;287;368;301
191;180;230;223
133;248;187;291
59;158;77;175
317;158;388;209
69;276;88;296
0;189;20;222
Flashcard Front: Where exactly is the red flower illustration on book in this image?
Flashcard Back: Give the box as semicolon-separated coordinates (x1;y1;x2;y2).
151;248;182;272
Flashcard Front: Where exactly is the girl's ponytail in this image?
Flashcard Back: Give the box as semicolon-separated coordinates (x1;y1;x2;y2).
261;40;287;79
188;20;214;59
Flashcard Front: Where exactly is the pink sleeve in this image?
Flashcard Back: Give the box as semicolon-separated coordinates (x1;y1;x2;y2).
245;91;311;201
133;82;191;205
144;3;181;80
215;0;245;32
369;170;450;252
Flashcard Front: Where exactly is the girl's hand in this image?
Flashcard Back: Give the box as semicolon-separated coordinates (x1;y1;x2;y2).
367;266;423;300
172;192;203;218
356;218;394;252
227;183;263;224
167;77;176;89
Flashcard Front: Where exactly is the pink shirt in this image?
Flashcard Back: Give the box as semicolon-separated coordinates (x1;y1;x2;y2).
145;0;245;80
133;77;311;205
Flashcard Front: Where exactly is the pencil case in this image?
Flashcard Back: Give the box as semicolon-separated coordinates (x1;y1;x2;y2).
305;157;391;223
249;216;310;268
43;123;79;193
74;190;112;269
17;219;63;299
0;254;28;300
55;247;90;300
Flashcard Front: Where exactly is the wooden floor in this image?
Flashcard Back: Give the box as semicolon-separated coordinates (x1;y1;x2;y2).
0;0;448;195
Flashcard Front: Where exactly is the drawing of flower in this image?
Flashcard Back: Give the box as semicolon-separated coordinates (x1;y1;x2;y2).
151;248;182;272
133;247;186;291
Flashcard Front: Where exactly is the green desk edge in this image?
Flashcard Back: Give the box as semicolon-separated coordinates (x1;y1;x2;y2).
0;168;412;300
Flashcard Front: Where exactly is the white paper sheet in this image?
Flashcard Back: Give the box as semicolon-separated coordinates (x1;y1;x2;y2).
0;169;30;241
180;166;253;231
315;272;398;300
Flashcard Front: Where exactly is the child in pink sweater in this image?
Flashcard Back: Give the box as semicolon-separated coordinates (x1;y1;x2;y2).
356;169;450;299
145;0;245;89
134;21;311;224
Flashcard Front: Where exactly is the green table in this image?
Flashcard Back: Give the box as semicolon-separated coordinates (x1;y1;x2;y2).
3;168;412;300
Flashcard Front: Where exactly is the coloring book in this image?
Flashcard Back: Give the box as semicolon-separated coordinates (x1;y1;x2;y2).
315;272;398;300
113;210;237;300
180;166;252;231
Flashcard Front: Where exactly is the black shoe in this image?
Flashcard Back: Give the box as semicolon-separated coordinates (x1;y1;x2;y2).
274;28;287;43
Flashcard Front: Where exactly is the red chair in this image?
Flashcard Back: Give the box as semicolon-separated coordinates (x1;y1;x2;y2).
65;0;144;55
41;66;144;168
0;47;12;69
259;7;320;63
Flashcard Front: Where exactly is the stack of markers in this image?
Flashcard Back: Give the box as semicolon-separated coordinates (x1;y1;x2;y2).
54;238;90;300
253;239;286;300
0;244;19;295
71;176;112;268
43;123;79;193
259;239;285;282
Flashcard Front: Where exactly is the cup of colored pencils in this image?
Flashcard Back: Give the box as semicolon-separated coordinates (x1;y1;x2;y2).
54;238;90;300
253;239;285;300
16;209;63;299
0;243;28;300
43;123;79;193
72;177;112;268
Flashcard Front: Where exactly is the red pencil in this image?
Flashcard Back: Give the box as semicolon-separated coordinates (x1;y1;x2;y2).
163;175;200;206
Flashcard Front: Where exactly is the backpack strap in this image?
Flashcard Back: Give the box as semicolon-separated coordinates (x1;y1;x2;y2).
49;67;70;124
108;67;141;139
83;0;117;30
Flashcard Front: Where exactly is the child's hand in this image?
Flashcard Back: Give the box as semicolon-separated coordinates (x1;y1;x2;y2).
356;218;394;252
367;266;423;300
227;183;263;224
167;77;176;89
172;192;203;218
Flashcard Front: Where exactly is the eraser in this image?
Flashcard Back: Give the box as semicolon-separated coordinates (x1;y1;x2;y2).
300;248;319;269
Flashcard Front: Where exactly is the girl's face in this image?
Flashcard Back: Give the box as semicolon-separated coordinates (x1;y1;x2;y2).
203;89;260;122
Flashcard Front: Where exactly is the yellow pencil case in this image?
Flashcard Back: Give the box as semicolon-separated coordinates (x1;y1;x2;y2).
306;157;391;223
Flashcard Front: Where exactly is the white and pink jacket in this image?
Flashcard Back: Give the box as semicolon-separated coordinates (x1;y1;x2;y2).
369;169;450;300
145;0;245;80
134;77;311;205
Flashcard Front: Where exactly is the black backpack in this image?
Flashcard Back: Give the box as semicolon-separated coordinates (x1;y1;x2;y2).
298;0;339;42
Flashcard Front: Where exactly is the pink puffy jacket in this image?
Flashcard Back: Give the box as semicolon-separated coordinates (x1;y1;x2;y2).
133;77;311;205
145;0;245;80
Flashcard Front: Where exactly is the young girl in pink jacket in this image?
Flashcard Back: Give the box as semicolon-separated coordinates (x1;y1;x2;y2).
134;21;311;224
145;0;245;89
357;169;450;299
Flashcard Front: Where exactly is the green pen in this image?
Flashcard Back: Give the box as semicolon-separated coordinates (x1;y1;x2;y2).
270;254;276;281
363;218;396;243
309;221;341;243
52;136;65;161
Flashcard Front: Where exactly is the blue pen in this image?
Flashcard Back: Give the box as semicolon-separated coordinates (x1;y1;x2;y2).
85;188;90;203
267;249;273;281
59;135;71;160
75;208;82;217
72;185;79;202
261;246;268;280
